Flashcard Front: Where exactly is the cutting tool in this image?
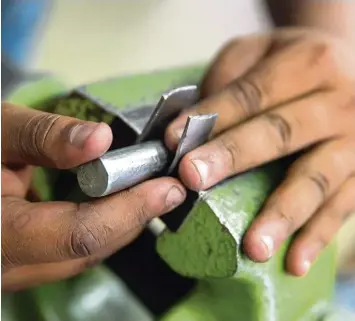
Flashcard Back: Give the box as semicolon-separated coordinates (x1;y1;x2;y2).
76;85;217;235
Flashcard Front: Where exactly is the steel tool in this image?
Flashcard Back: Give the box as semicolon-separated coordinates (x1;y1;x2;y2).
77;86;217;199
77;140;169;198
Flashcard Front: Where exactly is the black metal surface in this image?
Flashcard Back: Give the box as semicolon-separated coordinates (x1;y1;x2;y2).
104;229;195;317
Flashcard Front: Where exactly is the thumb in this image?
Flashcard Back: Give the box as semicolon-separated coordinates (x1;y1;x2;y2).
1;103;113;169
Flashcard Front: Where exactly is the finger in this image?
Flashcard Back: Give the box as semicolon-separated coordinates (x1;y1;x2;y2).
178;92;347;191
1;165;33;198
2;227;140;290
242;139;355;263
199;35;271;97
1;103;112;169
166;36;336;148
2;260;93;291
286;176;355;276
2;177;186;267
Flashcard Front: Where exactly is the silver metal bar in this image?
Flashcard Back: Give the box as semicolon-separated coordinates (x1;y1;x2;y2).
166;114;218;174
147;218;168;236
119;105;155;135
75;85;218;237
76;86;200;198
77;141;169;197
77;112;217;199
136;85;199;143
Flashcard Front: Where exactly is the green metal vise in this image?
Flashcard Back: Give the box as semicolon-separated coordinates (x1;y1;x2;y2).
2;60;337;321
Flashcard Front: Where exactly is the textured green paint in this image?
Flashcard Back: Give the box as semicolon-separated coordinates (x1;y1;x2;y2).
6;76;68;108
158;165;336;321
157;202;237;278
161;245;336;321
51;97;114;123
2;66;337;321
80;64;206;108
2;267;153;321
157;167;278;278
159;278;258;321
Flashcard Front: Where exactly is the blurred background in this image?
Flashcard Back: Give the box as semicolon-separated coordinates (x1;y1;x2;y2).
2;0;354;314
3;0;270;86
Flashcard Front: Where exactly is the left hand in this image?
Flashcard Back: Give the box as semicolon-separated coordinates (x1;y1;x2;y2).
165;28;355;276
1;104;186;290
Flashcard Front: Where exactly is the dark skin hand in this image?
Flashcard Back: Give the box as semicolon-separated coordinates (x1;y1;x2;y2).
165;28;355;276
1;104;186;290
2;2;355;290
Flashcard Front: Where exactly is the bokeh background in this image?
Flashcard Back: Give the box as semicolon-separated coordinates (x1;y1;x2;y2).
5;0;270;85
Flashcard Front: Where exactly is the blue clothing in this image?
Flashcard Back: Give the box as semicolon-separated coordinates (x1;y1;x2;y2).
1;0;47;66
334;274;355;312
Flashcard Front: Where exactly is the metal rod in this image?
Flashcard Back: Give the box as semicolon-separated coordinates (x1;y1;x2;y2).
77;141;169;198
147;218;168;236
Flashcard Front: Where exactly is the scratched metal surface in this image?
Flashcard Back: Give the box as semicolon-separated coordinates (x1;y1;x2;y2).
136;85;199;143
167;114;217;174
77;85;218;200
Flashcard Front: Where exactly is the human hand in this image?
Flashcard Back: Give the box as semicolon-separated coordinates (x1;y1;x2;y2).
1;103;186;290
165;28;355;276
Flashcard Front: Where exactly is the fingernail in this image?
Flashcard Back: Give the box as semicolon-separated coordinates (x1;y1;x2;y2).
260;235;274;260
254;219;289;261
300;242;322;275
165;186;185;209
300;260;311;276
191;159;209;189
69;123;101;149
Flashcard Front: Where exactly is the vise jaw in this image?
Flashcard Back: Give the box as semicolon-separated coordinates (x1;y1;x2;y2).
4;66;337;321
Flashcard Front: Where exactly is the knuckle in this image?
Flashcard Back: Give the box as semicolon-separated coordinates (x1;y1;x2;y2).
276;208;295;233
266;198;296;233
228;76;263;117
70;220;105;257
307;171;329;201
17;114;38;159
309;41;338;76
19;113;61;165
114;188;151;229
289;162;330;201
315;223;336;247
262;113;292;153
217;137;242;172
128;188;164;224
4;199;31;231
135;206;150;227
2;200;35;268
2;245;19;269
69;203;108;257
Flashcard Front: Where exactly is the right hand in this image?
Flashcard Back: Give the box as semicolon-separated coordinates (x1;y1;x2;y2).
1;103;186;291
